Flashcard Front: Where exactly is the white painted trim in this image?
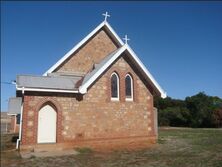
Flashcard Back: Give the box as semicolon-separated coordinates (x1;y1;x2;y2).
79;44;167;98
110;72;120;101
79;45;126;94
16;100;23;149
105;21;124;46
7;113;17;116
43;21;124;76
126;98;133;102
125;44;167;98
16;87;79;93
111;98;120;102
125;74;133;101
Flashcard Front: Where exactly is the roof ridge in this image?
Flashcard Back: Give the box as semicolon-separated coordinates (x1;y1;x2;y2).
79;44;166;98
81;46;126;84
43;21;124;76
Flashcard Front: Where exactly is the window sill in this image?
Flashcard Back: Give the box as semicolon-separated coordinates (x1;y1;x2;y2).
125;98;133;102
111;98;119;102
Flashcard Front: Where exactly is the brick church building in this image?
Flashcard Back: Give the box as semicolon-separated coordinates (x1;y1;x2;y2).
14;13;166;151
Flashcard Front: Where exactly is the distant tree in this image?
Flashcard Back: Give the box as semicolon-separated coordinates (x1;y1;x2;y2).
155;96;189;127
155;92;222;128
158;107;190;127
185;92;222;128
154;97;186;110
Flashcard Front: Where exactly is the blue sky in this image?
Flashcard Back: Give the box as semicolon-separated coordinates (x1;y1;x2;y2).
1;2;222;111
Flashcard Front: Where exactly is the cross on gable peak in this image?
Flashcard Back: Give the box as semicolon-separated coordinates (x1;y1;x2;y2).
102;12;110;22
123;35;130;44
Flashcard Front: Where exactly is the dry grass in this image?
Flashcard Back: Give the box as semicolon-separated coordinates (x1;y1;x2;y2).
1;133;18;151
1;128;222;167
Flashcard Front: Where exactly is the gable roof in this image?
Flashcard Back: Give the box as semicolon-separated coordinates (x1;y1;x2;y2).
79;44;167;98
43;21;124;76
16;45;166;98
81;47;123;86
19;20;166;98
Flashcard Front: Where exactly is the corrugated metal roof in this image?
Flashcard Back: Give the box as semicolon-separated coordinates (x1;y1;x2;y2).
16;75;82;90
79;45;166;98
8;97;22;114
82;48;122;85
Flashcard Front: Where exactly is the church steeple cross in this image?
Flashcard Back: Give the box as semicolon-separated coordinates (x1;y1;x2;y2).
123;35;130;44
102;12;110;22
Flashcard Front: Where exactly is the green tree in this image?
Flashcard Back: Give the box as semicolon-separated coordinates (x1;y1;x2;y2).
158;107;190;127
155;96;189;127
185;92;222;128
155;92;222;128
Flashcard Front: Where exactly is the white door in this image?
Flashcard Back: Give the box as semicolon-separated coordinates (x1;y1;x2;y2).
37;105;57;143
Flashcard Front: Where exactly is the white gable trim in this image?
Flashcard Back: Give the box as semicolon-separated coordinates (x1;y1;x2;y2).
16;86;79;93
43;21;124;76
79;44;167;98
79;46;126;94
125;45;167;98
105;21;124;46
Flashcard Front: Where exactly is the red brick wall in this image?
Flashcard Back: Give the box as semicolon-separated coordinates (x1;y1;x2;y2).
21;97;63;145
55;29;118;74
21;55;156;146
21;27;157;148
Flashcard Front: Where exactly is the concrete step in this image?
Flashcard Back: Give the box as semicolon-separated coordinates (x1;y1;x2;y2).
34;144;64;152
21;149;79;158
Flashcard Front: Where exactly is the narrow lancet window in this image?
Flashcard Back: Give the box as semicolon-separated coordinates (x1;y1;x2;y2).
111;72;119;100
125;74;133;101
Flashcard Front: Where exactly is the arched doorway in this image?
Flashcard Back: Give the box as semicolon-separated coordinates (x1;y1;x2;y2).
37;105;57;143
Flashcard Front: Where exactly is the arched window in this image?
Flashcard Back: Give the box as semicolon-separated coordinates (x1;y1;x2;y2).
125;74;133;101
111;72;119;100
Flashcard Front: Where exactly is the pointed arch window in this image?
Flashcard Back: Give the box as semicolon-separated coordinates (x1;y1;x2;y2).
125;74;133;101
111;72;119;101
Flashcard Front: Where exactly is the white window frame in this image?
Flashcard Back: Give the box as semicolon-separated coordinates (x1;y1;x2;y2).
111;72;120;101
125;74;133;101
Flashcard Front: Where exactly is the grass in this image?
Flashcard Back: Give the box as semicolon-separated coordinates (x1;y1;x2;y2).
74;147;93;154
1;128;222;167
1;133;18;151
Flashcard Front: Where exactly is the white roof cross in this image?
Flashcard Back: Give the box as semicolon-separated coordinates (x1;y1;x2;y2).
102;12;110;22
123;35;130;44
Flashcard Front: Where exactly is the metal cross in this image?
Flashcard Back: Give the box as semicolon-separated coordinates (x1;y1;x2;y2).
123;35;130;44
102;12;110;22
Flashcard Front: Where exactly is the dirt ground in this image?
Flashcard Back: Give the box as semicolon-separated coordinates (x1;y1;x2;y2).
1;128;222;167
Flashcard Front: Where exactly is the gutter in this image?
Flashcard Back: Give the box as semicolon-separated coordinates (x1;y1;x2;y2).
16;87;79;93
16;87;24;150
7;113;17;116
